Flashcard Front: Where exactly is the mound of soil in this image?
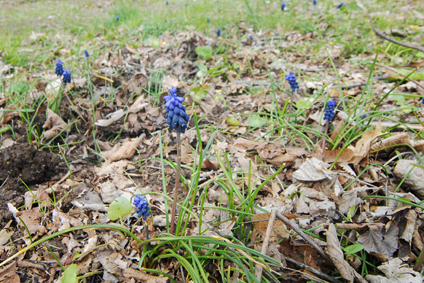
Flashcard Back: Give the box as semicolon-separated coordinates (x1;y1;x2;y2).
0;143;62;225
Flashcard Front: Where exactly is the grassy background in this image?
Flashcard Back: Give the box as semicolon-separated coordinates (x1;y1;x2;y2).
1;0;423;69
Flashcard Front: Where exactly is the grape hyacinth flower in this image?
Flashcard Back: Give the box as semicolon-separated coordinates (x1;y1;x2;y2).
281;1;286;11
84;50;89;58
55;60;64;76
217;28;221;37
133;195;151;220
422;97;424;104
337;2;344;8
63;68;72;85
166;0;169;5
164;87;190;133
324;100;336;123
116;16;120;21
313;0;317;5
249;35;253;41
207;17;210;24
285;72;299;93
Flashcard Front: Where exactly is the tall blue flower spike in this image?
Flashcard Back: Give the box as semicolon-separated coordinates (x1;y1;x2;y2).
285;72;299;93
84;50;89;58
313;0;317;5
324;100;336;123
164;87;190;133
63;68;72;85
55;60;64;76
133;195;151;220
281;1;286;10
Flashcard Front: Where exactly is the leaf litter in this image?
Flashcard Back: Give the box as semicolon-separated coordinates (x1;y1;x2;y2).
1;1;424;282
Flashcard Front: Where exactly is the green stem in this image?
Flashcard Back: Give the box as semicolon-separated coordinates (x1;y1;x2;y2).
170;131;181;235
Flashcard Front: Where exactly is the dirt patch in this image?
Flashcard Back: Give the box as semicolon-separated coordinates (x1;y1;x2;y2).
0;143;63;225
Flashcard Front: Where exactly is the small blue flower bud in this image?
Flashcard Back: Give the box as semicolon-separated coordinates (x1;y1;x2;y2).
217;28;221;37
84;50;89;58
313;0;317;5
116;16;120;21
133;195;150;220
249;35;253;40
207;17;210;24
281;1;286;10
337;2;344;8
63;68;71;85
55;60;64;76
324;100;336;123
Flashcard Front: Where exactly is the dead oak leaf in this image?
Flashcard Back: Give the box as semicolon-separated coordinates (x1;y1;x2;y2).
123;267;168;283
101;135;145;162
349;120;384;165
358;223;398;261
43;108;67;139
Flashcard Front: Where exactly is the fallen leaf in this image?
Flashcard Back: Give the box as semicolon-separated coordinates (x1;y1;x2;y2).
365;258;423;283
123;267;168;283
101;135;145;161
43;108;67;139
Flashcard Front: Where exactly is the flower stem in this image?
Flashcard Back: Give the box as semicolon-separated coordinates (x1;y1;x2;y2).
170;131;181;235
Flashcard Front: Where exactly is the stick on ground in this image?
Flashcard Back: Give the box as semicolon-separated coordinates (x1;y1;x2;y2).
255;209;277;281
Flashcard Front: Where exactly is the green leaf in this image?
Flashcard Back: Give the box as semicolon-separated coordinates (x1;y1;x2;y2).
190;86;209;102
247;114;267;128
108;197;132;221
342;244;364;255
62;264;78;283
195;45;213;60
197;63;208;73
296;99;313;110
226;116;240;126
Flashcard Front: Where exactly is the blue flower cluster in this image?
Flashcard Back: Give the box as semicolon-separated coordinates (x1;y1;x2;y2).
84;50;89;58
324;100;336;123
217;28;221;37
164;87;190;133
285;72;299;93
313;0;317;5
133;195;151;220
55;60;72;85
55;60;64;76
337;2;344;8
281;1;286;10
63;68;72;85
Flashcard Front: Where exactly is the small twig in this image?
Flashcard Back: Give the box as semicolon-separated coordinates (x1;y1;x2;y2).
170;131;181;235
368;15;424;53
277;212;332;263
284;257;343;283
255;209;277;281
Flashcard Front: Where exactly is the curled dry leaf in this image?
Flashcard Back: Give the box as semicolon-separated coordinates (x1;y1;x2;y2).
101;135;145;162
95;109;125;127
394;159;424;199
326;224;367;282
123;267;168;283
365;258;423;283
43;108;67;139
348;120;384;165
293;157;335;182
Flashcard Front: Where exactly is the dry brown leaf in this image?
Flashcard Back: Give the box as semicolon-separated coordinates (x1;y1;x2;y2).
123;267;168;283
101;135;145;161
0;228;14;246
252;212;291;240
369;133;410;152
349;120;384;165
162;75;179;91
326;224;367;282
358;223;398;261
95;109;125;127
43;108;67;139
365;258;423;283
15;207;46;235
322;148;354;163
0;262;19;283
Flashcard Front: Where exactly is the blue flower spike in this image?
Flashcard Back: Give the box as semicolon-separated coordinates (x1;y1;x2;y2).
207;17;210;24
55;60;64;76
249;35;253;41
217;28;221;37
133;195;151;220
337;2;344;8
164;87;190;133
422;97;424;104
116;16;120;21
62;68;72;85
166;0;169;5
281;1;286;11
324;100;336;123
84;50;89;58
285;72;299;93
313;0;317;5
